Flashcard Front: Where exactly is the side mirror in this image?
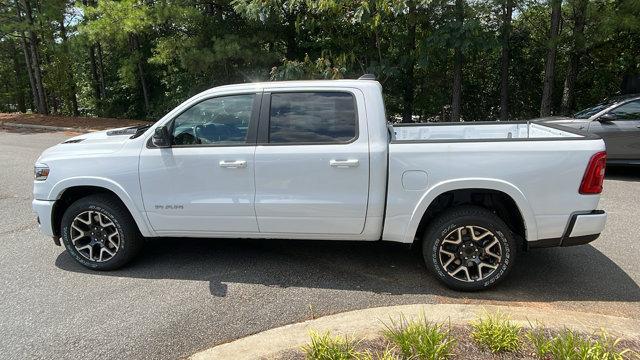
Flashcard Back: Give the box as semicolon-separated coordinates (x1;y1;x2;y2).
152;125;171;148
597;113;617;122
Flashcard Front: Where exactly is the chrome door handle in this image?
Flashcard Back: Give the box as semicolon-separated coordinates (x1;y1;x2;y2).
330;159;359;168
219;160;247;168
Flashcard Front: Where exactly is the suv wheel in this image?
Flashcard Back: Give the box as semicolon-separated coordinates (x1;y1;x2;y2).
422;205;516;291
60;194;143;270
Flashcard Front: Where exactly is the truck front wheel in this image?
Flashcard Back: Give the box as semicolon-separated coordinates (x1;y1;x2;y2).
60;194;143;270
422;206;516;291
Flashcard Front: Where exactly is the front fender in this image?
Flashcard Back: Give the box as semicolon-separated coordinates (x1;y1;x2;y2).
402;178;538;243
48;177;154;237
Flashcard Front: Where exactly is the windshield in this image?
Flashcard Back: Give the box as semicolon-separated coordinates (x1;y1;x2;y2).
574;104;610;119
574;94;640;118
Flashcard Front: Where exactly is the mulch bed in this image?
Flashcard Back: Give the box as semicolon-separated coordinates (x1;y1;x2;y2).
273;325;640;359
0;113;150;130
275;326;537;359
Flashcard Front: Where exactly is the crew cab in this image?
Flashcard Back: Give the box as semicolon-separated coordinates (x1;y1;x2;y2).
32;78;608;291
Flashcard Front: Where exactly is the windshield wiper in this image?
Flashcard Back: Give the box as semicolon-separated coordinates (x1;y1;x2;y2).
130;124;152;139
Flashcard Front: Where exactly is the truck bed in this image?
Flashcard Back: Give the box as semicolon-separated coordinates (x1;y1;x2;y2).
391;121;582;142
383;121;605;244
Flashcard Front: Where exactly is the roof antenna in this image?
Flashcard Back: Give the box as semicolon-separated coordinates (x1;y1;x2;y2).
358;74;376;80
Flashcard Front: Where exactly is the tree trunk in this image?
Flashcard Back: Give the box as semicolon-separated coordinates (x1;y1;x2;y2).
59;16;79;116
83;0;106;114
89;45;101;102
137;60;150;115
284;13;298;59
88;42;106;103
96;43;106;98
499;0;513;121
10;41;27;113
540;0;562;117
23;0;48;114
15;2;39;113
20;38;38;112
561;0;587;115
451;0;464;122
130;34;150;115
401;1;417;123
50;94;59;114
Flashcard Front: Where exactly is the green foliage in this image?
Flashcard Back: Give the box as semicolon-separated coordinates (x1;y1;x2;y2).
302;331;362;360
527;326;553;358
270;54;347;80
527;328;634;360
383;314;456;359
81;0;152;41
470;311;520;353
355;348;399;360
0;0;638;120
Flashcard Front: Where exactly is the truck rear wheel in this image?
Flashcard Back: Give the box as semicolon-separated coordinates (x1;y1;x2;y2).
422;205;516;291
60;194;143;270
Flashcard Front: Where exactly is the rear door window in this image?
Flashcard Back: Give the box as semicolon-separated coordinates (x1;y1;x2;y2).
268;92;357;144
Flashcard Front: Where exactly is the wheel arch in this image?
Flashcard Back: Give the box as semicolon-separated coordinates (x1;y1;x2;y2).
405;179;538;247
49;178;153;238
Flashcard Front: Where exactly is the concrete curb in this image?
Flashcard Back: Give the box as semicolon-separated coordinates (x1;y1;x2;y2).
0;121;97;132
190;303;640;360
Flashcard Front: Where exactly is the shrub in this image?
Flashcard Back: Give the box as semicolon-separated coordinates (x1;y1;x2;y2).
383;314;456;360
356;348;399;360
526;326;552;358
527;328;634;360
302;331;361;360
470;311;521;353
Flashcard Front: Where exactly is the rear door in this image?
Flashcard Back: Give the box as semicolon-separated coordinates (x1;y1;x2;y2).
253;89;370;235
589;100;640;160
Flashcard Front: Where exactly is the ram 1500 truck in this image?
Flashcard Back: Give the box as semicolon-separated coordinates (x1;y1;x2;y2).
32;78;608;291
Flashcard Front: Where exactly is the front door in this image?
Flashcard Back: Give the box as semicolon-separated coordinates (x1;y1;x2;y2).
254;90;370;235
589;100;640;160
139;93;260;234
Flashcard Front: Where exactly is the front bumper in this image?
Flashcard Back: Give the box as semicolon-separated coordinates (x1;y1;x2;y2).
529;210;607;249
32;199;55;237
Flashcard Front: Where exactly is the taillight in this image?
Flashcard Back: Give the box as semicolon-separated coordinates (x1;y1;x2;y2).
579;151;607;194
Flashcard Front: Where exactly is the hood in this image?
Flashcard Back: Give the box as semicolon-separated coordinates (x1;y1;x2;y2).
533;115;590;124
39;126;145;160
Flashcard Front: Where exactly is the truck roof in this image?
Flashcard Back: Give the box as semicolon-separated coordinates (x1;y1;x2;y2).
200;79;382;95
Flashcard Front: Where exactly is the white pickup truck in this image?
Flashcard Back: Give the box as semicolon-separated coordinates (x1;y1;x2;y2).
33;78;608;291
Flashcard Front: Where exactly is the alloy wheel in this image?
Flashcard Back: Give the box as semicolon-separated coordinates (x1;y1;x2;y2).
438;225;502;282
70;210;120;262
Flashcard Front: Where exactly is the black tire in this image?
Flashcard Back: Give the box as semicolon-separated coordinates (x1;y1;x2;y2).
422;205;516;291
61;194;143;270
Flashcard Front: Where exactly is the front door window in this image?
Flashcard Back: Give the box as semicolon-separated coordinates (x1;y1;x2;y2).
172;94;255;146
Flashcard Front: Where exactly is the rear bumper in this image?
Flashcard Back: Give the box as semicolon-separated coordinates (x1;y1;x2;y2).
529;210;607;249
32;199;55;237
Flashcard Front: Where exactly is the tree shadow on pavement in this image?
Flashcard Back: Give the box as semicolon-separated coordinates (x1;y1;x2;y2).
606;165;640;182
55;236;640;303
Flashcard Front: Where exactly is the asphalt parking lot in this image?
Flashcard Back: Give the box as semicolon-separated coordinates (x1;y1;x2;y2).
1;129;639;359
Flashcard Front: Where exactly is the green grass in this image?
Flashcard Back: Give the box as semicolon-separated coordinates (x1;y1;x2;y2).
526;326;553;358
355;348;399;360
470;311;521;353
302;332;400;360
301;313;637;360
302;332;361;360
383;314;456;360
527;328;634;360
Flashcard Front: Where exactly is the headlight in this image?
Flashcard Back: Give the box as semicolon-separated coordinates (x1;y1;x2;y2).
34;163;50;181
